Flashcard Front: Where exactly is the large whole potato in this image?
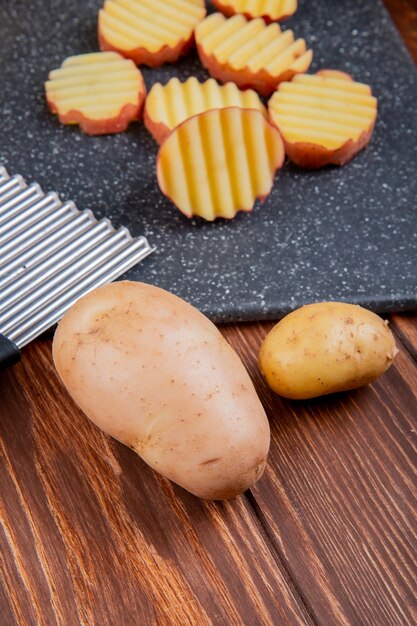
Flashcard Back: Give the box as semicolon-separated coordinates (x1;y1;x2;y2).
259;302;398;400
53;281;270;499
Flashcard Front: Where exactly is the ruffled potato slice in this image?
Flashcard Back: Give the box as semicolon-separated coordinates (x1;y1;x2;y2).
99;0;206;67
157;107;284;221
45;52;146;135
212;0;297;23
145;76;266;144
268;70;378;168
195;13;312;96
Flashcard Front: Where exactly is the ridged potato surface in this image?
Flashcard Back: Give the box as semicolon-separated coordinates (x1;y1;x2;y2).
268;70;378;167
195;13;312;96
145;76;266;144
99;0;206;66
157;107;285;220
212;0;297;23
45;52;146;135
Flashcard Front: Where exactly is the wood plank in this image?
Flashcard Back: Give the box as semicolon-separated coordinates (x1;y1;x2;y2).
0;340;311;626
384;0;417;62
390;314;417;361
221;321;417;626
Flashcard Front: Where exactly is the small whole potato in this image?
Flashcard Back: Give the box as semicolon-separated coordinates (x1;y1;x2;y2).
53;281;270;500
259;302;398;399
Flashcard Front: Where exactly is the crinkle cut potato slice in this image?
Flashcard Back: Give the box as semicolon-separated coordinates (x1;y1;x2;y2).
99;0;206;67
212;0;298;23
268;70;378;168
195;12;312;96
156;107;285;221
45;52;146;135
145;76;266;144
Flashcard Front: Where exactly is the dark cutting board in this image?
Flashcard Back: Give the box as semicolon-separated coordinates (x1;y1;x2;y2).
1;0;416;322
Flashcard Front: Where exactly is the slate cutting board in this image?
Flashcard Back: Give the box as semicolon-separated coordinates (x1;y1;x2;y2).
1;0;416;322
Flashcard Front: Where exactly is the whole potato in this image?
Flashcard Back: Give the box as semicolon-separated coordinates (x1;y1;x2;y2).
259;302;398;400
53;281;270;500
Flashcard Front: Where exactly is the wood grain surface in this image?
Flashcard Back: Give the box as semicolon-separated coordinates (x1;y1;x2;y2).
0;343;311;626
1;2;417;625
222;322;417;626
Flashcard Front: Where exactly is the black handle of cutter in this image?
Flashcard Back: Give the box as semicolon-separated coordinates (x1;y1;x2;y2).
0;333;21;369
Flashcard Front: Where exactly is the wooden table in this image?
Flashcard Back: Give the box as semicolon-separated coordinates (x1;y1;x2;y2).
1;2;417;624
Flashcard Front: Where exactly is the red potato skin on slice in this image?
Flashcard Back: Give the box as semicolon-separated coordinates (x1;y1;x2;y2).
144;108;171;145
156;107;285;220
46;90;146;136
211;0;295;23
196;43;311;96
98;18;197;67
278;123;376;169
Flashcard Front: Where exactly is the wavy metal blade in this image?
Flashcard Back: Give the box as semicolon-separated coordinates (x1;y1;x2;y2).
0;166;154;347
